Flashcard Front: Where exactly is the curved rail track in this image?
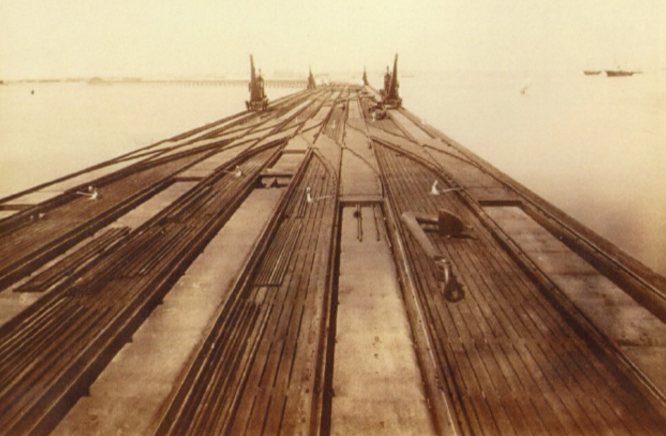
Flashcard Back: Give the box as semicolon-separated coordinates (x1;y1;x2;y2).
0;87;336;435
155;151;338;436
0;145;283;435
373;140;666;435
0;89;330;289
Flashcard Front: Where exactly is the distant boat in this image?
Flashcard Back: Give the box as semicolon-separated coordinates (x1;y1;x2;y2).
605;69;634;77
583;70;601;75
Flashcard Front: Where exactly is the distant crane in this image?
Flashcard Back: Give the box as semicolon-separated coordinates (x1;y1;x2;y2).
245;55;269;111
307;66;316;90
380;54;402;108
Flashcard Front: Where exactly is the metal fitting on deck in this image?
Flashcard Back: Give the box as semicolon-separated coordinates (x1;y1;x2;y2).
434;256;464;302
400;210;465;302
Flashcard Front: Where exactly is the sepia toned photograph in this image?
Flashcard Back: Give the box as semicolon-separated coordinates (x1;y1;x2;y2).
1;1;665;434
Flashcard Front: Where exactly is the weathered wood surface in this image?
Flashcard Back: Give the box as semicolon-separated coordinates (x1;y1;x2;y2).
0;84;665;435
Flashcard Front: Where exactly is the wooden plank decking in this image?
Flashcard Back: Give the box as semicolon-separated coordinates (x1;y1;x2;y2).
0;84;665;435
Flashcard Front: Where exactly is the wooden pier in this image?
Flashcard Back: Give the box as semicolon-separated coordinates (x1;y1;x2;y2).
1;84;666;435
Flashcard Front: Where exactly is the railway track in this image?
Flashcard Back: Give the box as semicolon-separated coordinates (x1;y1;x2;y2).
373;140;666;435
155;150;338;436
0;88;329;290
2;84;666;435
0;87;338;436
152;87;344;436
0;144;284;435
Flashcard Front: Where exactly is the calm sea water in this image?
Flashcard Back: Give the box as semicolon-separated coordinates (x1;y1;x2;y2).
1;74;664;276
398;71;666;277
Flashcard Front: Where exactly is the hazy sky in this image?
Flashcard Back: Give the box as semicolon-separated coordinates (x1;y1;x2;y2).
1;0;664;79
